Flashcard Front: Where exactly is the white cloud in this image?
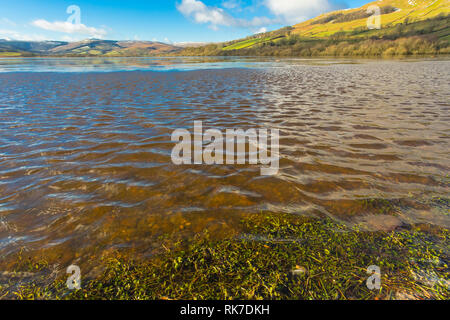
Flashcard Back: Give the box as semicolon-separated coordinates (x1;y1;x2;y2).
177;0;346;32
254;27;267;34
31;19;107;38
265;0;343;24
222;0;242;10
61;35;79;42
0;29;48;41
177;0;234;28
177;0;274;30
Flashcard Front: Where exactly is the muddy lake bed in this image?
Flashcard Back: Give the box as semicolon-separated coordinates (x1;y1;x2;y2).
0;57;448;299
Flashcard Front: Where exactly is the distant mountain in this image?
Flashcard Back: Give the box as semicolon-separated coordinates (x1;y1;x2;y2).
174;42;211;48
0;39;180;57
0;40;66;56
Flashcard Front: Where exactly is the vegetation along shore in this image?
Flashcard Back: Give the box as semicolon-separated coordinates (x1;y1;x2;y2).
2;207;449;300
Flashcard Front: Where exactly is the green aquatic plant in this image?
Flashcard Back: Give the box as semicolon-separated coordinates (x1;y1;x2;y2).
4;212;449;300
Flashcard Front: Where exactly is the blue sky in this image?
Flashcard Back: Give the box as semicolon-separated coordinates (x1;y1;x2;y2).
0;0;369;43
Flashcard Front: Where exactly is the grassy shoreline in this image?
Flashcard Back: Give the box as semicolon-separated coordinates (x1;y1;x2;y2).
3;212;448;300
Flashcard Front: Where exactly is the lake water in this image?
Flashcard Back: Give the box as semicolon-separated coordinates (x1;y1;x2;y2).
0;57;449;274
0;56;383;73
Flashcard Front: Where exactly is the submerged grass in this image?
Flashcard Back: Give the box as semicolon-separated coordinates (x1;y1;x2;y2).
3;212;449;300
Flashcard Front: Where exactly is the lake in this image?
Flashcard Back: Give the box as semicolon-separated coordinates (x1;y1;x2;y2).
0;57;449;279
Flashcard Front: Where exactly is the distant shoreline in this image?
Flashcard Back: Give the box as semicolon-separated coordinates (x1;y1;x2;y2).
1;53;449;59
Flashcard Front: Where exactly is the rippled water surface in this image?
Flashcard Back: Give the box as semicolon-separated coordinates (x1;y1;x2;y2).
0;57;449;271
0;56;288;72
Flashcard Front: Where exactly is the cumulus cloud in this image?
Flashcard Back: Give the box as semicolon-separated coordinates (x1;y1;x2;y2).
177;0;234;29
265;0;344;24
0;29;48;41
254;27;267;34
31;19;107;38
221;0;242;10
176;0;274;30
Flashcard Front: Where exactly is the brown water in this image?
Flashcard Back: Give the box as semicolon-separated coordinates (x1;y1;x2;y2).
0;58;449;274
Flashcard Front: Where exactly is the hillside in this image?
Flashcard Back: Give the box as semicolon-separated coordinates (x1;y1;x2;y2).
0;39;179;57
179;0;450;56
0;40;65;56
293;0;449;37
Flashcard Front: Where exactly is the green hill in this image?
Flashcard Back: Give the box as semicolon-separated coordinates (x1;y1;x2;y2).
179;0;450;57
293;0;449;38
0;39;179;57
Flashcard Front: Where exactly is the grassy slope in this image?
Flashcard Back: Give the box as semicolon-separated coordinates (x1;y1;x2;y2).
223;37;274;51
211;0;449;54
0;52;22;57
293;0;450;38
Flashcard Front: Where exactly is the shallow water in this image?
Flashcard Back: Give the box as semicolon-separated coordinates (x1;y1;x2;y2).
0;56;375;73
0;57;449;271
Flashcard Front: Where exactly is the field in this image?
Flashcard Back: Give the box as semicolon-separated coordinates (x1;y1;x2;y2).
0;52;23;57
292;0;450;38
223;37;276;51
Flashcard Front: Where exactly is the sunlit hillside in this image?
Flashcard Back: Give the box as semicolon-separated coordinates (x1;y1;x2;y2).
293;0;450;37
178;0;449;56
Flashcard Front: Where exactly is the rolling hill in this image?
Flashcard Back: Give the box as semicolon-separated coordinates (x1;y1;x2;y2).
0;39;180;57
293;0;449;38
180;0;450;56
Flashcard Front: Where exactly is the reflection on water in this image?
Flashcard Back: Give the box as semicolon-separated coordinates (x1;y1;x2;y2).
0;58;449;272
0;57;280;73
0;56;367;73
